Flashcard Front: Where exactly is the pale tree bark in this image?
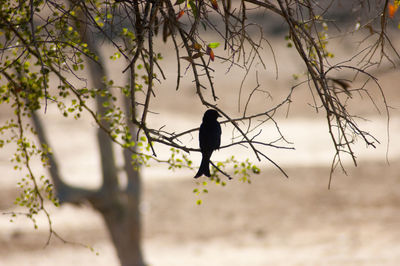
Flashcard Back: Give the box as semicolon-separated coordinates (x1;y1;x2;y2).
83;29;145;265
32;49;145;266
30;9;145;266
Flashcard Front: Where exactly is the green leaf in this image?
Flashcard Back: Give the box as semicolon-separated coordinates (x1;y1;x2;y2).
189;0;199;18
207;42;220;49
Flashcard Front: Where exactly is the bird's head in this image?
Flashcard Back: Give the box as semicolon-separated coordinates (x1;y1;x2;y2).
203;109;221;122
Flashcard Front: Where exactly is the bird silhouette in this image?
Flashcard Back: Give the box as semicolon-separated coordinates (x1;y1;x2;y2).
194;109;221;178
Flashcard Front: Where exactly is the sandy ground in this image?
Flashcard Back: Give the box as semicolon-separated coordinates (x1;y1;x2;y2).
1;20;400;266
1;161;400;266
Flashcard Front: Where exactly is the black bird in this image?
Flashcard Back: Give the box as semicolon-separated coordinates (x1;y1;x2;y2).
194;109;221;178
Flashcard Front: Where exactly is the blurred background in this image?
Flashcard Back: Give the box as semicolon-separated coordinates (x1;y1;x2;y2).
1;2;400;265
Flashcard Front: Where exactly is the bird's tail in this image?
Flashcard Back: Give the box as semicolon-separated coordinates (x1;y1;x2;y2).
194;151;212;178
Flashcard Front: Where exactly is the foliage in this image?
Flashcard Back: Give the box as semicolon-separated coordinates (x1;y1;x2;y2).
0;0;399;247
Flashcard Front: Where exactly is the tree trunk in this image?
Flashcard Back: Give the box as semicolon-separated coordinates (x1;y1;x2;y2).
32;86;145;266
98;195;144;266
82;30;145;266
30;4;147;265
